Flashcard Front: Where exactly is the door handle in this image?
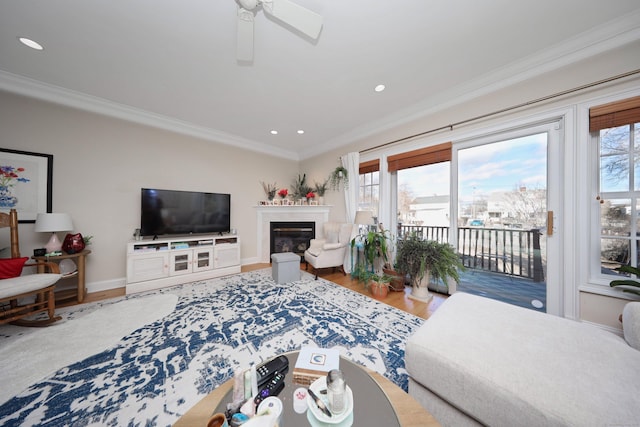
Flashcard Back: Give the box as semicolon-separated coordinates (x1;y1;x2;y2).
547;211;553;236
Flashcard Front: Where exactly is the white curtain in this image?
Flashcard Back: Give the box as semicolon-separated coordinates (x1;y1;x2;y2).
341;152;359;273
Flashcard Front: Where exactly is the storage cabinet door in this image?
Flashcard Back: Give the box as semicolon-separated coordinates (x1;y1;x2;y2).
170;250;193;275
127;253;169;283
214;244;240;269
193;248;214;272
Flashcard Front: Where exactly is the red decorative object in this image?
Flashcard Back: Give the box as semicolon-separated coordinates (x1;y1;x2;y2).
62;233;85;254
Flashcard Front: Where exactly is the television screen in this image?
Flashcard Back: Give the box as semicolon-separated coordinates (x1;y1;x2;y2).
140;188;231;237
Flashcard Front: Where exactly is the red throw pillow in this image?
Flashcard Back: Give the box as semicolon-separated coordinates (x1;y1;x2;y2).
0;257;29;279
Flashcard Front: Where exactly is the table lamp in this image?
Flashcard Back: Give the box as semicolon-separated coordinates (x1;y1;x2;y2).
34;213;74;253
354;210;375;233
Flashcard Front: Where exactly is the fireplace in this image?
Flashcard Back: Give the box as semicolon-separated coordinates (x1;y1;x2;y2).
255;205;330;263
270;221;315;261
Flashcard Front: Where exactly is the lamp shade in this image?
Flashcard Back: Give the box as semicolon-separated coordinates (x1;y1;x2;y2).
34;213;74;232
354;210;375;225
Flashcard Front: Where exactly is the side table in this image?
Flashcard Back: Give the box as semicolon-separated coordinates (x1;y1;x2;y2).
173;351;440;427
32;250;91;304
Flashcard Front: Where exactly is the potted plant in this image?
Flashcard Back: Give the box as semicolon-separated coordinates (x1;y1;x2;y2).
291;174;312;200
260;181;277;201
368;273;392;299
395;233;463;302
313;180;329;204
350;227;391;275
383;263;408;292
329;166;349;191
350;266;392;299
610;265;640;296
375;223;405;292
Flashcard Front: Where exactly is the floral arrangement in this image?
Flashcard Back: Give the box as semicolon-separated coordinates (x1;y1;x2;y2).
0;166;30;188
277;188;288;198
306;191;315;199
260;181;277;200
313;180;328;197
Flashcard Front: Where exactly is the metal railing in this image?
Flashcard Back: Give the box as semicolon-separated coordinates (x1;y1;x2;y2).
397;225;544;282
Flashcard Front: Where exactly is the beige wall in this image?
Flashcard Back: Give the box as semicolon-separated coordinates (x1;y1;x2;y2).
0;91;298;290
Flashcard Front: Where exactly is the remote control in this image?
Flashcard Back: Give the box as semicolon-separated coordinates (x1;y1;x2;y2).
256;355;289;387
254;372;286;405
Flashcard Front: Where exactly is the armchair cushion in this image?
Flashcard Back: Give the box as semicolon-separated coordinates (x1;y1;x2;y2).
324;222;342;244
0;257;29;279
0;273;62;299
322;243;344;251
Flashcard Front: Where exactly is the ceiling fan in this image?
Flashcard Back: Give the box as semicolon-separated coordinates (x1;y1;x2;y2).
235;0;323;61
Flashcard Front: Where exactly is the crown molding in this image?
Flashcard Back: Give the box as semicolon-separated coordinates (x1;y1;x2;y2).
299;9;640;160
0;71;300;161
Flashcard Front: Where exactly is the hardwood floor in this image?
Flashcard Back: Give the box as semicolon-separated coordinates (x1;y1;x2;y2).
84;263;447;320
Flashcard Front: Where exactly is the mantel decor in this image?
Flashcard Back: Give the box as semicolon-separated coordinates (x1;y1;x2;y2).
0;148;53;223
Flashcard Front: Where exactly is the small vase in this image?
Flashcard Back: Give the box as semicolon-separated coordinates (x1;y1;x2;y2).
62;233;86;254
0;185;17;208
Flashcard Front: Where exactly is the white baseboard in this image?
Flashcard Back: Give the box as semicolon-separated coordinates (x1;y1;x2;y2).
241;256;259;265
86;278;126;294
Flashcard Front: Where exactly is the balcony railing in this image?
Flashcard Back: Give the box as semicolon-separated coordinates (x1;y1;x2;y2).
397;225;544;282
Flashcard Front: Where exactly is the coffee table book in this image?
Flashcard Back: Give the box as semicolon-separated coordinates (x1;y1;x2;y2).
292;346;340;386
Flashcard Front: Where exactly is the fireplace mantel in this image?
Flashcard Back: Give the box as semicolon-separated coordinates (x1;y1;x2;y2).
255;205;331;263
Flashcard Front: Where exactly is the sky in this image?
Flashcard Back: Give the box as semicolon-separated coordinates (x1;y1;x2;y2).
398;132;548;204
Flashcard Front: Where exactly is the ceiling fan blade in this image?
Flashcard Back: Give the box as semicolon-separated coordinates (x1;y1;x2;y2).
263;0;323;39
237;7;254;61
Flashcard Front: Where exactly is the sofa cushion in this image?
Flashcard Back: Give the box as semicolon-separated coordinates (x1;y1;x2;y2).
0;257;29;279
623;301;640;351
406;292;640;426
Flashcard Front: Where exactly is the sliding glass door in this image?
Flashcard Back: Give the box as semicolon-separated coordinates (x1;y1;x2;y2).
454;122;562;314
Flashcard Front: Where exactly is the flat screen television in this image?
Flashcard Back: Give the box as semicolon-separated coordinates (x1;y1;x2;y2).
140;188;231;237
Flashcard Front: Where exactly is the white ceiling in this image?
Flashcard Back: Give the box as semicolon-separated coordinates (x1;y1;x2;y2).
1;1;640;160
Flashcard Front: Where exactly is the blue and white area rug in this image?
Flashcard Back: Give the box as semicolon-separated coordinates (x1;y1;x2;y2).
0;269;424;426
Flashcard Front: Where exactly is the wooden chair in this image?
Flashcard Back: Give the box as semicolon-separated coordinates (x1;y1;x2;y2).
0;209;62;326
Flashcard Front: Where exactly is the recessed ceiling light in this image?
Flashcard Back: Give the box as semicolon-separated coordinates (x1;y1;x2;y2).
270;130;278;135
18;37;44;51
297;130;304;134
374;84;386;92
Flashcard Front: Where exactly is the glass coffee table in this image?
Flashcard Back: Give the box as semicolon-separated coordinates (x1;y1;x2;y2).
173;351;439;427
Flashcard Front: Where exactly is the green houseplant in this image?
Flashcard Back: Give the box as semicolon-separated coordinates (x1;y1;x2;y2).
329;166;349;191
350;227;391;275
368;273;393;299
291;174;312;200
395;233;463;301
350;265;392;299
610;265;640;296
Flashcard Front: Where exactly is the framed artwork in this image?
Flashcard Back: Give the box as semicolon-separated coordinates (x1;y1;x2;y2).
0;148;53;223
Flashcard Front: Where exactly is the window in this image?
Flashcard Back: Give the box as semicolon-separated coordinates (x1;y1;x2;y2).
388;142;452;240
358;160;380;220
397;163;450;228
597;122;640;275
591;95;640;278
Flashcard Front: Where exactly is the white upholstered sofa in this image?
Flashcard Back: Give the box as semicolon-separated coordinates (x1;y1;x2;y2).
405;292;640;426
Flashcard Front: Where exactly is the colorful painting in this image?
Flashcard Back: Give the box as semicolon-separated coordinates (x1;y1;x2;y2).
0;149;52;222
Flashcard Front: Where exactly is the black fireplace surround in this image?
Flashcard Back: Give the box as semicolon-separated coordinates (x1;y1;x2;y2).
269;221;315;261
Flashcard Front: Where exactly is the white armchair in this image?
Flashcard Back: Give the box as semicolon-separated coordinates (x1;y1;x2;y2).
304;222;353;279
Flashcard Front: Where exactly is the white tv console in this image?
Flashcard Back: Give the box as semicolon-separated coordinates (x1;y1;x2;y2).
126;234;241;294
